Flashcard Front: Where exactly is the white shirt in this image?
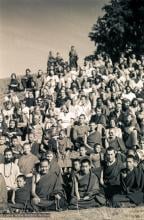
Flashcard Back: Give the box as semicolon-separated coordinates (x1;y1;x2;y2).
0;163;20;190
121;92;136;102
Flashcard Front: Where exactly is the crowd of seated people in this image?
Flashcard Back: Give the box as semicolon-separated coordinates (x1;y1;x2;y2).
0;47;144;212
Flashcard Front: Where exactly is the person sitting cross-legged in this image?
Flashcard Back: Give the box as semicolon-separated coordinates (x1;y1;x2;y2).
9;175;32;212
112;155;144;207
69;158;106;209
31;158;67;211
100;147;125;206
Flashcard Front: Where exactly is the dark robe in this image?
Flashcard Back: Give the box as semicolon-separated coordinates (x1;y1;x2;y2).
9;185;32;210
69;50;78;69
56;97;68;108
109;110;123;125
47;138;58;154
69;171;105;209
33;170;67;211
5;127;23;138
9;78;20;91
49;159;62;177
25;97;36;108
112;167;144;207
103;160;124;200
90;114;106;127
31;142;40;158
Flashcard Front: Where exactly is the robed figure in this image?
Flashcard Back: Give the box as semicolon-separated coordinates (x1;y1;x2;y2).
31;158;67;211
69;158;106;209
112;155;144;207
69;46;78;70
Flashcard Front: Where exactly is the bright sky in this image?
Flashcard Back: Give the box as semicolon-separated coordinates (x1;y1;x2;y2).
0;0;109;78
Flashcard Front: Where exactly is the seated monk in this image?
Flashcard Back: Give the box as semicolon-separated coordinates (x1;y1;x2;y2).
31;158;67;211
100;147;125;205
69;158;106;209
9;175;32;211
112;155;144;207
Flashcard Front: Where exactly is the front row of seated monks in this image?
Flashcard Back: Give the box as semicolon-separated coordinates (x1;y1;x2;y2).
1;147;144;212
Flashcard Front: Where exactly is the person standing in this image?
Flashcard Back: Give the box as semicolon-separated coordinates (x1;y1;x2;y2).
69;46;78;70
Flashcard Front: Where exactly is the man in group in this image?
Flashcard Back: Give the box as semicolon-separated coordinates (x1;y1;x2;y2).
69;158;105;209
28;133;40;159
112;155;144;207
100;147;124;205
72;114;89;150
0;149;20;201
18;143;39;187
69;46;78;70
85;122;102;153
31;158;67;211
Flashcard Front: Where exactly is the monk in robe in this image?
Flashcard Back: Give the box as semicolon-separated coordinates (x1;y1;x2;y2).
69;158;105;209
100;147;125;204
45;150;62;175
112;155;144;207
31;158;67;211
9;175;32;211
69;46;78;70
0;173;7;212
65;159;81;203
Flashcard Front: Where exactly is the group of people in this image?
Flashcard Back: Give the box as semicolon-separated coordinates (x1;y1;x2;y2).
0;46;144;212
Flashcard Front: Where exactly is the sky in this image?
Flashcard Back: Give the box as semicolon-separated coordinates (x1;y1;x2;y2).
0;0;109;78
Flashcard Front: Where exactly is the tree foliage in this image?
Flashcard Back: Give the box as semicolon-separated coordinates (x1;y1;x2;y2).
89;0;144;60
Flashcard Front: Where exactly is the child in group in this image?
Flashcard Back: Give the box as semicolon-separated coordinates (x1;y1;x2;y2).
10;136;23;164
10;175;31;212
57;129;73;173
90;143;104;179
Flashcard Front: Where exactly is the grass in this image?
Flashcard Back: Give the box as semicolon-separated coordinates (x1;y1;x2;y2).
0;207;144;220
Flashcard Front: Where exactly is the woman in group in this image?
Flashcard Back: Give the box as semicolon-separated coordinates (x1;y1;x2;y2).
9;73;20;92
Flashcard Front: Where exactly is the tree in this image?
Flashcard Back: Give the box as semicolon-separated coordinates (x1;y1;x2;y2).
89;0;144;61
